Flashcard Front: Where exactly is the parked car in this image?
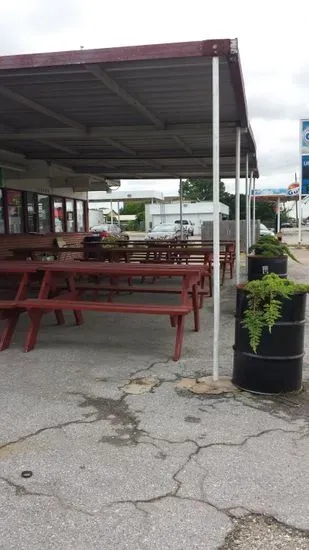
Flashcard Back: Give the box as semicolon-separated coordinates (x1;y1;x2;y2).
145;223;184;241
281;222;294;228
259;223;275;237
90;223;129;240
174;219;194;236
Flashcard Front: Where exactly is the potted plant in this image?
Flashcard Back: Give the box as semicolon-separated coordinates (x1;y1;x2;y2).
248;235;298;281
233;273;309;394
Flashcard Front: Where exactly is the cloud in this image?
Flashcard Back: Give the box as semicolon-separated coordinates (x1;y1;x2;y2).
0;0;308;191
0;0;84;54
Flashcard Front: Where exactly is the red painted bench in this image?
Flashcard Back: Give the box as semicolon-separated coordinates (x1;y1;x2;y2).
18;299;192;361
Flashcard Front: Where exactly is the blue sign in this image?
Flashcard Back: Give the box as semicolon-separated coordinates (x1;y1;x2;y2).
252;185;299;197
301;154;309;194
252;188;287;196
301;120;309;155
300;120;309;195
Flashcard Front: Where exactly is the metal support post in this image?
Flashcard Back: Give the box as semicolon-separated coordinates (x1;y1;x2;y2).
245;154;249;258
235;127;241;284
248;170;253;248
277;197;281;233
212;56;220;382
179;177;183;240
252;176;256;243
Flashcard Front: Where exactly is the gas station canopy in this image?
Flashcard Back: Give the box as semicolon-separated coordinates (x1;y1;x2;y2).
0;38;258;183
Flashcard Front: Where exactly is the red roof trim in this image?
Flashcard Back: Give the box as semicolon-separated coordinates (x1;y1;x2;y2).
0;39;231;71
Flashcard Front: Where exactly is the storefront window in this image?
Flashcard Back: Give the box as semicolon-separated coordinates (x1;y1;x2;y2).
65;199;75;232
38;194;51;233
27;192;38;232
53;198;64;233
0;190;5;233
7;190;23;233
76;200;85;232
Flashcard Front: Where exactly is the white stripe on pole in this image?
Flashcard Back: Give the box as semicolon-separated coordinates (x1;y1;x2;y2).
252;176;256;243
179;177;183;240
235;127;241;285
212;56;220;382
245;153;249;257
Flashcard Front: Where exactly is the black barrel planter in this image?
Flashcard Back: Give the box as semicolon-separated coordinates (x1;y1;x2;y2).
247;255;287;281
233;287;306;394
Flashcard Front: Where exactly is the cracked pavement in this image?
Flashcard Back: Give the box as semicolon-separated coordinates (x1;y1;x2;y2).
1;257;309;549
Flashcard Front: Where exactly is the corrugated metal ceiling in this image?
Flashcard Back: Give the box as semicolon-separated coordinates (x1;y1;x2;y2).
0;39;258;180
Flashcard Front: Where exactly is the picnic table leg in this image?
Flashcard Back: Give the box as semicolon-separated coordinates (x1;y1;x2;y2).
0;310;21;351
181;274;199;331
0;272;30;351
230;258;234;279
24;310;43;352
50;280;65;325
221;261;226;286
199;276;205;308
23;270;52;352
67;275;83;325
173;315;185;361
191;284;200;332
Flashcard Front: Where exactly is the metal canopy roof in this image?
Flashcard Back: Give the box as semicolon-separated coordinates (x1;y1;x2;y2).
0;38;258;183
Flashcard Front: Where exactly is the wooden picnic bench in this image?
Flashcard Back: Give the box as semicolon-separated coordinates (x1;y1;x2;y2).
12;262;204;361
0;262;42;350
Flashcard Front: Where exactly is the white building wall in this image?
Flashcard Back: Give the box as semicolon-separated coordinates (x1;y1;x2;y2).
145;202;229;234
89;209;106;228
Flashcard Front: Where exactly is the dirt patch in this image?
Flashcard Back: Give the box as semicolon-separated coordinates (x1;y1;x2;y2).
221;514;309;549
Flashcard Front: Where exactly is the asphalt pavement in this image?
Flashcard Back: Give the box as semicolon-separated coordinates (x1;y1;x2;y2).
0;252;309;549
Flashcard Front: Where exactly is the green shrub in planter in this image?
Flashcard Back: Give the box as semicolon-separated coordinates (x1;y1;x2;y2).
247;235;299;280
233;273;309;393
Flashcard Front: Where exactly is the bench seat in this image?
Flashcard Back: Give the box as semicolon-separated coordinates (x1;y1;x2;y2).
19;299;192;360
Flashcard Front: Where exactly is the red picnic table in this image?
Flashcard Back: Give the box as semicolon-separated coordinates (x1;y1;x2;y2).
0;262;39;351
16;261;205;361
0;261;75;350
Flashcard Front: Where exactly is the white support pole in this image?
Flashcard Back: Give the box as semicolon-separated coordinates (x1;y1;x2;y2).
252;176;256;243
245;154;249;257
298;120;303;246
110;200;114;224
117;201;120;227
298;182;302;245
235;127;241;284
179;177;183;240
248;170;253;248
276;197;280;234
212;56;220;382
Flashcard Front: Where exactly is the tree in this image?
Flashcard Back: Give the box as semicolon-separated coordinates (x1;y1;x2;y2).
179;178;276;222
181;178;226;202
223;193;247;219
119;201;147;230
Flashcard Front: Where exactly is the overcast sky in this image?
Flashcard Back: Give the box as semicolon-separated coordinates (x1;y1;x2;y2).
1;0;308;197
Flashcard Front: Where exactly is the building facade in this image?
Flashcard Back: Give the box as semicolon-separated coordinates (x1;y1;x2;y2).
145;201;229;235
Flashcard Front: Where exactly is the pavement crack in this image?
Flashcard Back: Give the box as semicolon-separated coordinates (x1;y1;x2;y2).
129;358;171;379
0;476;95;517
196;427;302;453
0;418;98;452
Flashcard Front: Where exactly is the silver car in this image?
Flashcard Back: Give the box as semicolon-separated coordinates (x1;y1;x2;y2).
145;223;183;241
260;223;275;237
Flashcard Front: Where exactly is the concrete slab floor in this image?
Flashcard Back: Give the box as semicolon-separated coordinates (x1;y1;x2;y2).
0;254;309;549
